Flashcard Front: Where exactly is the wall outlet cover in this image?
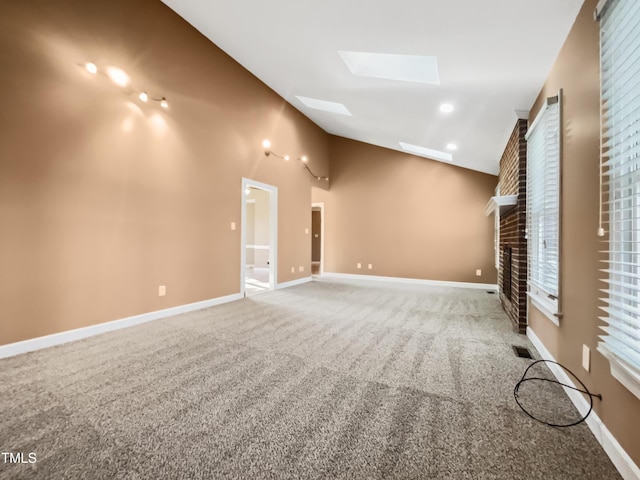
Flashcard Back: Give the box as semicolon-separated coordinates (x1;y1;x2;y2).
582;345;590;371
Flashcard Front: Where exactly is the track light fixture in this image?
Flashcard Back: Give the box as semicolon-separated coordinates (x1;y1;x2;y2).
262;140;329;181
81;62;169;109
262;139;289;161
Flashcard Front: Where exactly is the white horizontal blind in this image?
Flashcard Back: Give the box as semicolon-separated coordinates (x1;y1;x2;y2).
598;0;640;387
526;98;560;299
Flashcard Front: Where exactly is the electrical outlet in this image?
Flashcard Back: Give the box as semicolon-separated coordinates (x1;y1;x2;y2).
299;266;304;272
368;264;373;270
159;285;166;297
476;269;482;276
291;267;295;273
582;345;590;371
357;263;362;269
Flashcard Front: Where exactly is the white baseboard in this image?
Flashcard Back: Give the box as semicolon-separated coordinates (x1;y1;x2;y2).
322;272;498;291
527;327;640;480
0;293;243;360
276;277;312;289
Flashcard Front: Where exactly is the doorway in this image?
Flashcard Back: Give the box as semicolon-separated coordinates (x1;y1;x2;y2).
241;178;278;296
311;202;324;276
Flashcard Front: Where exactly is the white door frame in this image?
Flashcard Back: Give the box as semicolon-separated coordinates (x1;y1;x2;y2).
311;202;325;275
241;178;278;295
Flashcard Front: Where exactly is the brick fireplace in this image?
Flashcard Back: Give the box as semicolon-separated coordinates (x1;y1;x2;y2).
497;120;528;333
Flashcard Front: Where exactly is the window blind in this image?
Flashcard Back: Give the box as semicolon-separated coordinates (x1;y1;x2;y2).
526;96;560;300
597;0;640;397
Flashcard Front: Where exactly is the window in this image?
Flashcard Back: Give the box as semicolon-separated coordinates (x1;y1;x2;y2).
596;0;640;400
525;94;561;324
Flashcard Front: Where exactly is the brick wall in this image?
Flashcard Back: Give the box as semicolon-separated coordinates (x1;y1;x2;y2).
498;120;528;333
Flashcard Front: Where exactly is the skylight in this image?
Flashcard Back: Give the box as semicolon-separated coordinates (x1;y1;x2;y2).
399;142;453;162
338;51;440;85
295;96;352;116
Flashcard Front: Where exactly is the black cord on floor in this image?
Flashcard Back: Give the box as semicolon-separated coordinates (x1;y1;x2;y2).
514;359;602;428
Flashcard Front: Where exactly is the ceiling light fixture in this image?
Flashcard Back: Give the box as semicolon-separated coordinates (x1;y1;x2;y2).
262;140;329;182
446;143;458;151
440;103;454;114
80;61;169;109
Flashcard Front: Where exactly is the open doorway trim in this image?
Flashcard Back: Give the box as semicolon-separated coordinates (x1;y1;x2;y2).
241;178;278;296
311;202;325;276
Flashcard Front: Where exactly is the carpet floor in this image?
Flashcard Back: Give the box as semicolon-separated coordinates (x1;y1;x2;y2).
0;278;622;479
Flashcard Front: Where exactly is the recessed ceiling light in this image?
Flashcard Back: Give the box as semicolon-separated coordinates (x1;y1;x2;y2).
295;96;352;116
446;143;458;151
138;92;148;102
399;141;453;162
339;51;440;85
440;103;454;114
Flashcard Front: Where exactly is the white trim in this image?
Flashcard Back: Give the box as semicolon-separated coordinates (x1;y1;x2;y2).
276;277;313;289
527;292;560;327
527;327;640;480
323;272;497;290
241;178;278;296
484;194;517;217
598;345;640;402
0;293;243;360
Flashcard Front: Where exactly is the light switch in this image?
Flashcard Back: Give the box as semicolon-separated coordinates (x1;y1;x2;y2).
231;222;236;231
305;228;309;234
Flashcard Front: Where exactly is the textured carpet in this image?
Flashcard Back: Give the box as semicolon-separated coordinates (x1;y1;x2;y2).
0;278;622;479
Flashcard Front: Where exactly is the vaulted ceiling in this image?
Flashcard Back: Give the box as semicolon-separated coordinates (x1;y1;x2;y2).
161;0;585;175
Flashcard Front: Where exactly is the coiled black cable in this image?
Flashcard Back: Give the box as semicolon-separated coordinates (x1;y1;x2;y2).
514;359;602;428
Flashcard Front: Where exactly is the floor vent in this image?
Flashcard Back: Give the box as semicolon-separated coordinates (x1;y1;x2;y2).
513;346;533;359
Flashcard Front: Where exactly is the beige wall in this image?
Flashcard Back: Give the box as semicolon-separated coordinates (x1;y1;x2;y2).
528;0;640;465
0;0;329;346
313;136;498;284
